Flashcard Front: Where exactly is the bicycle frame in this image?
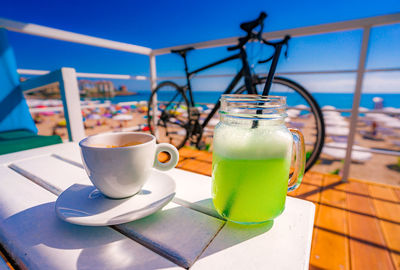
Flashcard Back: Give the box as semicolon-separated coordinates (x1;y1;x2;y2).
181;48;257;129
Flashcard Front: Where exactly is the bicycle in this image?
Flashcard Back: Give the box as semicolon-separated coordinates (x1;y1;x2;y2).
148;12;325;172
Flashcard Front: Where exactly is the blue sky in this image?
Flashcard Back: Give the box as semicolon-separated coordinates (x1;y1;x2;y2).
1;0;400;93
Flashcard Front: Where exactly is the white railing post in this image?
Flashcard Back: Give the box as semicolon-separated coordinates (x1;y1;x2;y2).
341;27;371;181
149;53;158;137
58;68;85;142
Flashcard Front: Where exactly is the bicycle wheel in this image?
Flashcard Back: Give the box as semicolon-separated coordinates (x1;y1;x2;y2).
147;81;191;149
235;76;325;172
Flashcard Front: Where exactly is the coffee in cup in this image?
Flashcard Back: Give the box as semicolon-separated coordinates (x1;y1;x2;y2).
79;132;179;199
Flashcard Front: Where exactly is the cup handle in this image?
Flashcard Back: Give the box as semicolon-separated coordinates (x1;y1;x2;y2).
287;128;306;192
153;143;179;171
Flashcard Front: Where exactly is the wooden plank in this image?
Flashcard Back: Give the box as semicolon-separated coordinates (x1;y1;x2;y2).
369;185;400;270
290;171;323;203
176;148;212;176
369;185;400;223
191;198;315;270
310;174;350;270
10;154;224;269
351;177;400;191
395;188;400;201
115;203;224;268
0;142;75;165
346;181;395;270
177;158;211;176
0;166;180;270
10;155;90;193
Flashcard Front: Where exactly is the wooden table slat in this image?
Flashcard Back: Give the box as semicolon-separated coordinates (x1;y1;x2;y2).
0;166;180;270
9;153;225;269
191;198;315;270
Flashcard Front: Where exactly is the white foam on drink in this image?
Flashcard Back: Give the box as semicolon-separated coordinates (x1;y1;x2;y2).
213;123;293;160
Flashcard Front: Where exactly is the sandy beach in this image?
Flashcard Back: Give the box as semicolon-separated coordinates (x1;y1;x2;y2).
31;100;400;187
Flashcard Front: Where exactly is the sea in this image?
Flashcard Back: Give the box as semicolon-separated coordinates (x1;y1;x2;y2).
89;91;400;110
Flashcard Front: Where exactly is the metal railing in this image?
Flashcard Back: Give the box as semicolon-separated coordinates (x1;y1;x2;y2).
2;13;400;181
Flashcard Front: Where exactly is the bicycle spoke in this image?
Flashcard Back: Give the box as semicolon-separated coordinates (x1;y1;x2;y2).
147;82;190;149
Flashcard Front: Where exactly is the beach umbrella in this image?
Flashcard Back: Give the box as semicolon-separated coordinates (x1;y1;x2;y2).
325;119;349;127
113;114;133;121
142;125;150;131
287;121;305;129
40;111;55;116
194;106;204;113
87;114;102;120
322;142;372;162
140;106;148;112
323;111;342;117
326;126;349;136
27;100;41;107
208;119;219;126
294;104;309;112
57;119;67;127
322;105;336;111
294;104;311;117
103;113;113;118
386;120;400;129
287;109;300;118
324;114;345;121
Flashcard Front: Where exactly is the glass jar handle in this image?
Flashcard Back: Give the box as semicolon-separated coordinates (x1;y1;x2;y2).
288;128;306;192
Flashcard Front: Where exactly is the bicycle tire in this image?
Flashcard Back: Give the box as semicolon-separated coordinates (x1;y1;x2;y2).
147;81;191;149
235;76;325;172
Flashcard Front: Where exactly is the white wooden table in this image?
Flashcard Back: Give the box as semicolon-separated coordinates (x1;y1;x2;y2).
0;143;315;270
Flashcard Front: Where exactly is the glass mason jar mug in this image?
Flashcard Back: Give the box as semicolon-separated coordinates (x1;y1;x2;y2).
212;95;305;224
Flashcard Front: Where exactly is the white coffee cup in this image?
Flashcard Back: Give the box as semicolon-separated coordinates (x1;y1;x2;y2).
79;132;179;199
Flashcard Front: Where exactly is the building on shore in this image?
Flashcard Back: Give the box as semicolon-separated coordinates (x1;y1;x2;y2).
79;79;115;98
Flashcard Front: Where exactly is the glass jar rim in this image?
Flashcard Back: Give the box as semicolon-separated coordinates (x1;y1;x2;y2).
219;94;287;120
220;94;286;103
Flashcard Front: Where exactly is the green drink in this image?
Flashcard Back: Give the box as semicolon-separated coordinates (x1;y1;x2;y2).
212;95;305;224
212;122;293;223
212;154;290;223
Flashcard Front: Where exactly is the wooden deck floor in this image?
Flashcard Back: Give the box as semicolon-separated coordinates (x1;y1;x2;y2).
176;147;400;270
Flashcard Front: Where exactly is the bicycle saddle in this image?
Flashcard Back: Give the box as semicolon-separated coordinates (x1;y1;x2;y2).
171;47;195;56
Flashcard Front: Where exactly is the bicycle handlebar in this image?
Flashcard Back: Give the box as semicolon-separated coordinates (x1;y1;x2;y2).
257;35;291;63
227;12;290;58
227;12;267;51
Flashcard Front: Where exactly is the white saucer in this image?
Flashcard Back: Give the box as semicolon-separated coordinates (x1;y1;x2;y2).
55;170;176;226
